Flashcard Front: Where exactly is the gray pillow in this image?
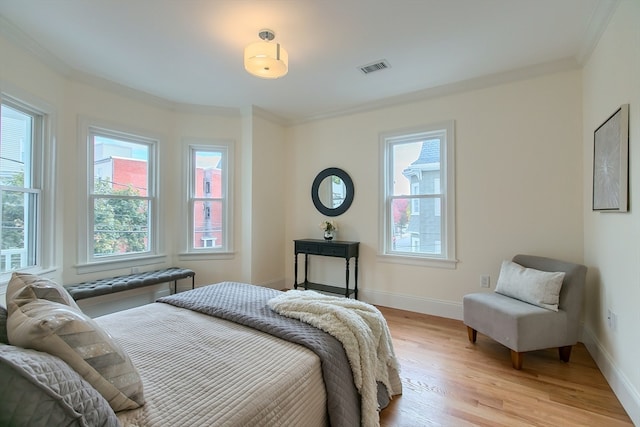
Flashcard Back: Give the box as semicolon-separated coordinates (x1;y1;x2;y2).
0;306;7;344
0;343;119;427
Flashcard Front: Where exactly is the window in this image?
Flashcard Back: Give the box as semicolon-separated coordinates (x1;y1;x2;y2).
380;121;456;267
187;143;233;253
78;121;159;268
0;100;43;275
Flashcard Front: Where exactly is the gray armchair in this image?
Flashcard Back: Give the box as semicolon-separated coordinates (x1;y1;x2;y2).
463;254;587;369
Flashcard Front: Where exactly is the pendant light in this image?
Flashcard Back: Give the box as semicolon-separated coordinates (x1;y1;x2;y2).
244;29;288;79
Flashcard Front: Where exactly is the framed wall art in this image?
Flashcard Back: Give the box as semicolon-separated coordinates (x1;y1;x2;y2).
593;104;630;212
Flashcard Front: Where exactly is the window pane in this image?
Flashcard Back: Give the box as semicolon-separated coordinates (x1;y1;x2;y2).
194;150;222;198
93;197;149;257
93;136;149;196
389;138;443;256
391;197;442;254
393;139;441;196
193;200;222;248
1;104;32;188
1;190;37;272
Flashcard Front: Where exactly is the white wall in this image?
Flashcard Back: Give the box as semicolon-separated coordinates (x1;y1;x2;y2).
582;1;640;423
249;113;287;288
237;107;288;288
285;70;584;319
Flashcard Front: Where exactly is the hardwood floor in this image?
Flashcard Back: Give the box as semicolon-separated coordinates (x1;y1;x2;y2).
377;306;633;427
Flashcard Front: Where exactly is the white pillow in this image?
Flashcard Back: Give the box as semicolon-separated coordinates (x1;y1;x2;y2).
7;272;80;310
494;260;565;311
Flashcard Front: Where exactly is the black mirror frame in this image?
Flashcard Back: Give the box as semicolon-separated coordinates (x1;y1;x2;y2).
311;167;355;217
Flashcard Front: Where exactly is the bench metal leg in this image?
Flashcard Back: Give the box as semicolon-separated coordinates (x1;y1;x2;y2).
173;275;195;294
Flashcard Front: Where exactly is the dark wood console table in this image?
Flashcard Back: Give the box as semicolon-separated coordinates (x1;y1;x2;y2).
293;239;359;299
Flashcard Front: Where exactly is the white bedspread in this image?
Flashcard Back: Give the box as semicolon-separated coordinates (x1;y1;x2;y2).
268;290;402;427
95;303;327;427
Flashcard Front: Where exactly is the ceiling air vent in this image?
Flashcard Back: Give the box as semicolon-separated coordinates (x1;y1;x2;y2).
358;60;391;75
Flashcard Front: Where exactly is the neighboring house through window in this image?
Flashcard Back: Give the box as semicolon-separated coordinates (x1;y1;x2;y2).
380;121;456;268
186;142;233;254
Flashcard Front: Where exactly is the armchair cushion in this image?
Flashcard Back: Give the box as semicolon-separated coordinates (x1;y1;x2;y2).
463;292;569;352
494;260;565;311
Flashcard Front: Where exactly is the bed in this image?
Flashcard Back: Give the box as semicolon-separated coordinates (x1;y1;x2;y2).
1;273;401;427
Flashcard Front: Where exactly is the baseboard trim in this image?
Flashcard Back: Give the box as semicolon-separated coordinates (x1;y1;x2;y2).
581;325;640;425
359;289;463;320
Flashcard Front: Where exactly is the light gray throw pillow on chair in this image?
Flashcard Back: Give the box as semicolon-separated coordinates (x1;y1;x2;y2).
494;260;565;311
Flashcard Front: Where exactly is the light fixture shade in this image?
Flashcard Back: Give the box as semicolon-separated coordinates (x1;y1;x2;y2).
244;41;288;79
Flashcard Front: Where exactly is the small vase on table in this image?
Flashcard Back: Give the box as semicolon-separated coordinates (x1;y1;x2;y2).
320;220;337;241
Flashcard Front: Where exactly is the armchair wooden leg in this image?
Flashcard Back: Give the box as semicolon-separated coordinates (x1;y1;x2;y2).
467;326;477;343
510;350;523;370
559;345;573;363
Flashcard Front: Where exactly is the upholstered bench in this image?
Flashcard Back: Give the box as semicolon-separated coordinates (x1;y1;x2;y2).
64;267;195;301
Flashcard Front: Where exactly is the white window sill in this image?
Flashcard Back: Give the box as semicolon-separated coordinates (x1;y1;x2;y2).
178;251;235;261
377;253;458;269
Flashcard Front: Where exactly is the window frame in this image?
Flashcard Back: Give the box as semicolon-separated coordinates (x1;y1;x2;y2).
76;117;163;273
378;121;457;269
0;91;56;284
181;140;234;258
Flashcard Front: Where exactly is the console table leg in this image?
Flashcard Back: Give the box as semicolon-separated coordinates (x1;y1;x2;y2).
354;257;359;300
345;258;350;298
304;254;309;290
294;253;298;289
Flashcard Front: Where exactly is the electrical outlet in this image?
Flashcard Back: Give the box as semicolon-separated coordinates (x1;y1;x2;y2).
607;309;618;331
131;267;140;274
611;311;618;332
480;275;490;288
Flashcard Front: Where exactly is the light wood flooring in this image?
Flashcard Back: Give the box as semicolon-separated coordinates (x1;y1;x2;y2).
377;306;633;427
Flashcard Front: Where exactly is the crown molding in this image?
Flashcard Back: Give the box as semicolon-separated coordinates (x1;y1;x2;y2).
0;14;72;77
292;57;581;126
575;0;620;65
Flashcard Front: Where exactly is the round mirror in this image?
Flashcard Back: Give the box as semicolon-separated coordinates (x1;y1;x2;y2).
311;167;354;217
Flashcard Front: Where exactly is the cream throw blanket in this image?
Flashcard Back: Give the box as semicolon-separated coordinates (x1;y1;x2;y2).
268;290;402;427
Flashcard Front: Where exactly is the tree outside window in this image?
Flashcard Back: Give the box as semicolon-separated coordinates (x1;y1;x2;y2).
88;131;155;260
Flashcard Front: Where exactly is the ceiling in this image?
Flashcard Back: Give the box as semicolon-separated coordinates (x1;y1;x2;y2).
0;0;617;124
